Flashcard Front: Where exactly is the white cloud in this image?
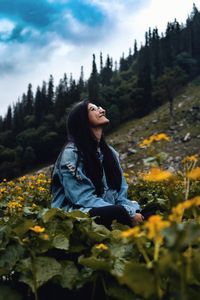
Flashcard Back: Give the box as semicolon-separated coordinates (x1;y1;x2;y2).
133;0;200;44
0;0;200;117
0;19;15;40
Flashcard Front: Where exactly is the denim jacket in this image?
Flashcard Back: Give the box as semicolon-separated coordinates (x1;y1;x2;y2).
51;142;140;217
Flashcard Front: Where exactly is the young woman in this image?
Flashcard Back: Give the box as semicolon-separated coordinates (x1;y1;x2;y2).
51;100;144;228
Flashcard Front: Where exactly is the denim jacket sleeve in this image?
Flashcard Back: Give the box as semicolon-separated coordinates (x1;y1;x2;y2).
59;147;112;209
109;146;141;217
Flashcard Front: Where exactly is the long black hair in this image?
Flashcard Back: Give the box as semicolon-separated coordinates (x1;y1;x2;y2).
54;100;122;196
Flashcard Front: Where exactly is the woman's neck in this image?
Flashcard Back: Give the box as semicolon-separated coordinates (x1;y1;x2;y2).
90;127;103;143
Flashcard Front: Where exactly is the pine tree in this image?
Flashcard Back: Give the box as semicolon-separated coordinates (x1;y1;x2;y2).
34;86;43;125
100;52;103;72
4;106;12;130
88;54;99;102
101;55;113;85
134;39;138;58
23;84;34;116
47;75;54;112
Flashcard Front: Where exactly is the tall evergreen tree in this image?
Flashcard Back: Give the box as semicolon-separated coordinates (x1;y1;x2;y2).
25;84;34;115
4;106;12;130
88;54;100;102
34;86;43;125
133;39;138;58
47;75;54;112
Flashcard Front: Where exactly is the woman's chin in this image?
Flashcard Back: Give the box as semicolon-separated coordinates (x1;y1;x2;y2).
101;118;110;125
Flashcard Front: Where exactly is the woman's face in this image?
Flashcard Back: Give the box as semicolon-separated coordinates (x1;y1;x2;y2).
88;103;109;127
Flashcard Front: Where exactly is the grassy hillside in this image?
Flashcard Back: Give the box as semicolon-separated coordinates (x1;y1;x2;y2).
108;77;200;172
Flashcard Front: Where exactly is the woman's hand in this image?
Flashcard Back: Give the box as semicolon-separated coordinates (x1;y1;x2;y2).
132;213;144;226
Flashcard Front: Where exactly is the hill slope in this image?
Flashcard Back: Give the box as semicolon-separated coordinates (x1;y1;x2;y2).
107;78;200;172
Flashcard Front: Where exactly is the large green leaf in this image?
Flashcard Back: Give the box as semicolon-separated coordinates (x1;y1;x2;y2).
66;210;89;219
57;260;79;289
12;219;35;236
0;244;24;275
86;222;111;242
79;255;112;271
52;233;69;250
118;262;156;299
18;256;61;291
42;208;60;223
0;225;11;249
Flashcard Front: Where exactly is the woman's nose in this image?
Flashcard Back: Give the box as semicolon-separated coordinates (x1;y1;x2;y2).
98;106;105;113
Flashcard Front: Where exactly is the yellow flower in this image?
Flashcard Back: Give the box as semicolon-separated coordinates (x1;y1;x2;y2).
41;234;49;241
15;186;22;191
7;200;23;210
139;138;152;148
17;196;24;202
29;184;35;189
144;215;170;242
7;181;15;187
19;176;26;182
193;196;200;206
38;187;46;192
187;167;200;180
143;167;173;182
31;203;37;209
95;243;108;250
123;172;129;178
169;203;185;223
182;154;198;164
38;173;46;179
154;133;171;142
169;197;200;223
30;226;45;233
139;133;171;148
120;226;142;238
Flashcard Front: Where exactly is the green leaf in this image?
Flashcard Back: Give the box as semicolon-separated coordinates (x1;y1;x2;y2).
79;255;112;271
118;262;156;299
57;260;79;289
52;234;69;250
42;208;60;223
156;152;169;163
0;244;24;276
66;210;89;219
0;225;11;249
0;284;22;300
12;219;35;236
142;157;157;166
86;222;111;242
18;256;61;291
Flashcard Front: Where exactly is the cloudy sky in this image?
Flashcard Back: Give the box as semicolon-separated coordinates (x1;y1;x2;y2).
0;0;199;117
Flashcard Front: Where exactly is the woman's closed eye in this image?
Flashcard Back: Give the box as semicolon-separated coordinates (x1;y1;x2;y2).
89;107;96;111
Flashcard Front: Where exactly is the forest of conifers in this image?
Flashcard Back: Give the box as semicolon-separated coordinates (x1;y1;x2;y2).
0;4;200;180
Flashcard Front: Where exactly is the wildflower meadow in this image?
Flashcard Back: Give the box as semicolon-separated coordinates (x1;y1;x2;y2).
0;133;200;300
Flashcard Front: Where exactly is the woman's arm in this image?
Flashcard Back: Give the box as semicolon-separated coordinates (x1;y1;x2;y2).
116;172;141;217
109;146;141;217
